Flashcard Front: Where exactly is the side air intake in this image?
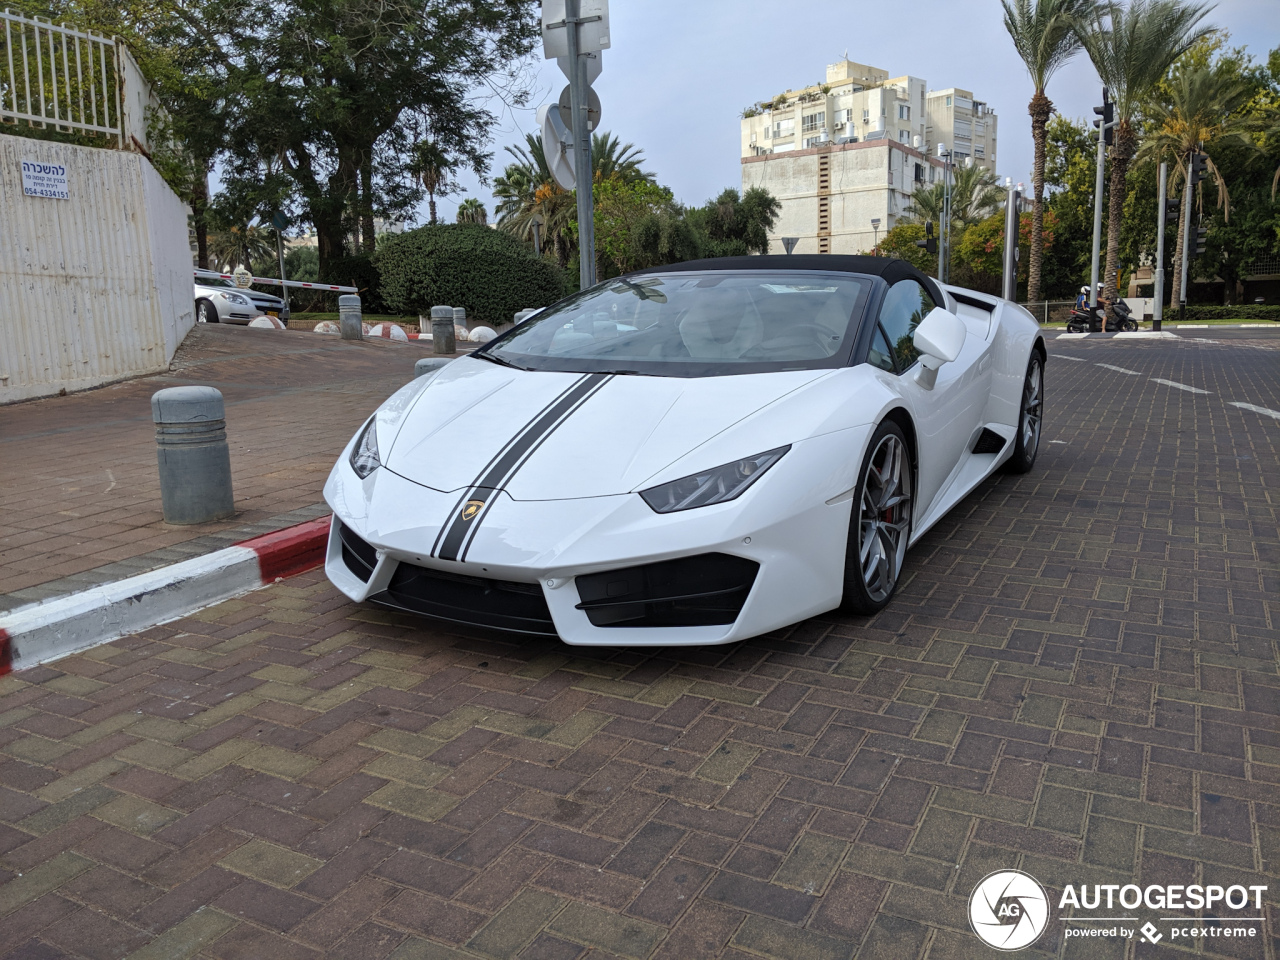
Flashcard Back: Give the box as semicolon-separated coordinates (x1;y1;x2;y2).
972;428;1007;455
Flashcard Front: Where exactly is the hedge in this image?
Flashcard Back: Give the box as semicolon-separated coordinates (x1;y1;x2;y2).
374;224;565;325
1177;304;1280;321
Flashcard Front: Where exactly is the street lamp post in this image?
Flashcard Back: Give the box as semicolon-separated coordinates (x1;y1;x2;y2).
870;218;881;254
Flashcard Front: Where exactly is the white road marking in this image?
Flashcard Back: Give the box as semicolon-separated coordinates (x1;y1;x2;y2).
1230;402;1280;421
1049;440;1068;444
1056;333;1089;339
1096;363;1141;375
1051;354;1087;362
1151;378;1210;395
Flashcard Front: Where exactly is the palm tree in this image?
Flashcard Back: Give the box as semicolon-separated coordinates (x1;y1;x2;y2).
1002;0;1097;303
207;223;275;273
492;131;656;266
412;141;453;225
1077;0;1213;321
1138;57;1254;304
456;198;488;225
907;163;1004;227
591;132;654;184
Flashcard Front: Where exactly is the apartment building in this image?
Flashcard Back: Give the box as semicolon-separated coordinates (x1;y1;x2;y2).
740;59;998;255
926;88;999;168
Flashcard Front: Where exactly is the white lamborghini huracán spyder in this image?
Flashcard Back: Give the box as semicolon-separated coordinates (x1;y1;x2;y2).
323;256;1045;646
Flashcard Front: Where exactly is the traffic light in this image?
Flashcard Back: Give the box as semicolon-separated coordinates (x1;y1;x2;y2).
916;220;938;255
1189;152;1209;186
1164;197;1180;219
1093;89;1114;147
1195;226;1209;256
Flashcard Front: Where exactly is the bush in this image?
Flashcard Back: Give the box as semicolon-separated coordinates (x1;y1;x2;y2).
375;224;565;325
1178;304;1280;321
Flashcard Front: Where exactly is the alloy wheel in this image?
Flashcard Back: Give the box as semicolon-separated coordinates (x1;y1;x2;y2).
1021;358;1043;454
858;434;912;603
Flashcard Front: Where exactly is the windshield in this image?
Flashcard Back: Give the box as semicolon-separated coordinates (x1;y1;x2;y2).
479;270;871;377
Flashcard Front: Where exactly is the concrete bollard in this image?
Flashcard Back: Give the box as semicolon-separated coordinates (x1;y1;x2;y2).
339;295;363;340
151;386;235;525
414;357;453;379
452;306;466;329
430;305;456;355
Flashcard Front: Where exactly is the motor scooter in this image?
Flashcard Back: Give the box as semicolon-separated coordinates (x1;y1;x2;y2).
1065;300;1138;333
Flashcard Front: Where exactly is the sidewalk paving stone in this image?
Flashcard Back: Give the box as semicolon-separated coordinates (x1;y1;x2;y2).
0;335;1277;958
0;324;452;609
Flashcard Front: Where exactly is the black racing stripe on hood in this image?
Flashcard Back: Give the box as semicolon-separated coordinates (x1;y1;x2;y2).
433;373;613;562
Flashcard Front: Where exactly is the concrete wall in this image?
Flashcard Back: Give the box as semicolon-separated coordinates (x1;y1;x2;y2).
743;140;942;256
0;133;193;403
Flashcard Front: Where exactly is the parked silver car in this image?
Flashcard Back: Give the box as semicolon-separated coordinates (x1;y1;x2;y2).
194;278;287;324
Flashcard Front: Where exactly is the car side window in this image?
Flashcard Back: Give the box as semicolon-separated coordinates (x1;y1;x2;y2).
867;325;896;372
878;279;935;371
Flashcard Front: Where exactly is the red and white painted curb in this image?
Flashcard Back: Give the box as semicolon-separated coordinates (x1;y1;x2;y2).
0;517;331;676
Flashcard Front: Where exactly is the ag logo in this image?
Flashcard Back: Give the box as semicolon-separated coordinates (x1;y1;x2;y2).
461;500;485;521
969;870;1049;951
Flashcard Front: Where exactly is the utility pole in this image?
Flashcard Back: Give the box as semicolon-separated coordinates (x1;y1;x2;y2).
1089;87;1114;318
1153;161;1168;331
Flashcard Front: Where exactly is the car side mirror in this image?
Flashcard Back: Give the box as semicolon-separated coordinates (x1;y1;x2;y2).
913;307;966;389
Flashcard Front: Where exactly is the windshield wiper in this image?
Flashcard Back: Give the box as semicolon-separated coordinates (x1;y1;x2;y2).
477;351;526;371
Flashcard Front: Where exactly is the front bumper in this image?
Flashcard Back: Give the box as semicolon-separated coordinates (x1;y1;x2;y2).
323;429;869;646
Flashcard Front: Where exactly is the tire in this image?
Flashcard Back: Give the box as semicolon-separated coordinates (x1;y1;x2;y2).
196;299;219;324
1004;351;1044;475
842;420;913;615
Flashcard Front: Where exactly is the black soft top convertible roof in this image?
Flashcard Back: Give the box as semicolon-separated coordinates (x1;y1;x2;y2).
629;255;944;306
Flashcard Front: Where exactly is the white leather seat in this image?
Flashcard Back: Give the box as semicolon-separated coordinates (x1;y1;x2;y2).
678;290;764;359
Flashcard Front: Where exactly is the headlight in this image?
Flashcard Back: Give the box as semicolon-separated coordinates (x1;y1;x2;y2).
349;418;381;479
640;446;790;514
219;292;250;305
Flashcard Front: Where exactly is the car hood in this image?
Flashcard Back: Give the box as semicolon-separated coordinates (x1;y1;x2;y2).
382;358;829;500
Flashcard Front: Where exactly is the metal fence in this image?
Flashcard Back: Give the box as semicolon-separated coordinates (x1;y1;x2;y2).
1019;300;1079;325
0;8;122;145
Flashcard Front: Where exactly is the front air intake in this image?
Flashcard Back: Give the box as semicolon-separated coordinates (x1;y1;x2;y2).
574;553;759;628
339;523;378;582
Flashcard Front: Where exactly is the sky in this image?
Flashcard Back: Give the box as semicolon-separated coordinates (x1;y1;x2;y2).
432;0;1280;224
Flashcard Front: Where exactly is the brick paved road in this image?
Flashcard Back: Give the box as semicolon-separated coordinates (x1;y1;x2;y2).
0;325;444;605
0;334;1276;959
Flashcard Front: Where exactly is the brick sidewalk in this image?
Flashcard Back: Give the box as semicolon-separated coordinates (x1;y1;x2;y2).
0;336;1276;959
0;325;447;606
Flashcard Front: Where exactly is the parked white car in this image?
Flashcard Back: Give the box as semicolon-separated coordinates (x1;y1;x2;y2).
194;278;287;325
324;256;1045;646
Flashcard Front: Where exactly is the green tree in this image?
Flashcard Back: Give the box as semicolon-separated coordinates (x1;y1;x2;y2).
1138;50;1256;303
588;180;697;277
907;163;1004;228
456;198;488;224
206;222;276;273
413;141;455;227
1077;0;1214;320
956;210;1059;296
1001;0;1097;302
218;0;540;278
1043;115;1101;296
684;187;781;257
876;222;937;275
